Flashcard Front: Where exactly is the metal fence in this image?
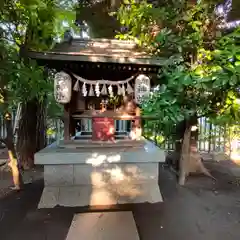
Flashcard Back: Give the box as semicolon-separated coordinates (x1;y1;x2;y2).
198;118;240;153
0;112;16;140
0;112;62;146
144;117;240;153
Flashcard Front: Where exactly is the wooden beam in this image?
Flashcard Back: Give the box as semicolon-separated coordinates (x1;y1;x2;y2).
27;51;165;66
72;113;160;120
64;104;71;140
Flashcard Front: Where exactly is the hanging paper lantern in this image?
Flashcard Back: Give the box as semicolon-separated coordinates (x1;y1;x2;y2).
82;82;87;97
95;82;100;97
88;84;95;96
108;85;113;97
101;84;107;95
73;80;80;91
126;82;134;94
122;84;126;96
54;71;72;104
117;84;122;95
135;74;150;104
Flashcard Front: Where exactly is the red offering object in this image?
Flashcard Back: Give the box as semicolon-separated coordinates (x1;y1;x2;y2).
92;117;115;141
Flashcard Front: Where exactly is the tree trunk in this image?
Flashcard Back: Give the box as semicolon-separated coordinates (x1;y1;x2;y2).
77;1;121;38
0;77;23;189
4;112;23;189
178;124;191;185
16;99;46;169
178;119;215;186
36;100;47;152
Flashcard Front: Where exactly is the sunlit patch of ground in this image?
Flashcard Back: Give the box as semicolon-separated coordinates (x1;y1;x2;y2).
231;153;240;164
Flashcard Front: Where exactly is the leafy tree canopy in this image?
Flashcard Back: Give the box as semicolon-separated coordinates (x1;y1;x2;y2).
116;0;240;138
0;0;76;113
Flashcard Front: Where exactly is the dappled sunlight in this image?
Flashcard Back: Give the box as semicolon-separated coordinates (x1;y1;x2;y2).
86;153;121;166
88;163;157;206
107;154;121;163
89;169;144;206
89;187;117;206
90;172;106;187
231;153;240;164
105;166;125;182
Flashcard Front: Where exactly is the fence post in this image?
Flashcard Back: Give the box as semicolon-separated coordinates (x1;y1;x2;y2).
208;122;212;153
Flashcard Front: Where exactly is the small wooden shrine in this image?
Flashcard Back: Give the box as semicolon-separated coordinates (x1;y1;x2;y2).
28;38;163;143
31;38;166;208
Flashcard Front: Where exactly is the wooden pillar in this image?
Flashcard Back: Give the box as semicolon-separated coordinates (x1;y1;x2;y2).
70;118;76;137
64;104;70;140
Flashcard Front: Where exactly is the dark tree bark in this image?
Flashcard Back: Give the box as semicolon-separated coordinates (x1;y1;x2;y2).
178;115;214;185
36;100;47;152
16;99;46;169
77;0;121;38
178;123;191;185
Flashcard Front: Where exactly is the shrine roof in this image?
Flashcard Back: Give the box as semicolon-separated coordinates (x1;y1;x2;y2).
26;38;164;66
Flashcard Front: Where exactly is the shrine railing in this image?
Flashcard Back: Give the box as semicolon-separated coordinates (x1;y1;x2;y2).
77;119;129;133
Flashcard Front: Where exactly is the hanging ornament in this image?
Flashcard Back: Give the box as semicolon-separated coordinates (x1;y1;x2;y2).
126;82;134;94
82;82;87;97
95;82;100;97
88;84;95;96
122;84;126;96
135;74;150;104
117;84;122;95
54;71;72;104
101;84;107;95
108;85;113;97
73;80;80;91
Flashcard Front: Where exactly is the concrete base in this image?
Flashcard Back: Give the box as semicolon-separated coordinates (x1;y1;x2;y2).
35;139;165;208
38;182;163;208
44;162;159;186
66;212;139;240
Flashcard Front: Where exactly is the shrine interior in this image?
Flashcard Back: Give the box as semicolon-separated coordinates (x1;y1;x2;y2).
38;60;159;141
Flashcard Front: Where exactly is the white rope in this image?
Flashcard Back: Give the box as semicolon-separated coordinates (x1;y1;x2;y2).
72;73;134;85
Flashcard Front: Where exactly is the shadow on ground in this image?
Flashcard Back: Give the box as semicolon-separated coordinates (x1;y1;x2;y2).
0;163;240;240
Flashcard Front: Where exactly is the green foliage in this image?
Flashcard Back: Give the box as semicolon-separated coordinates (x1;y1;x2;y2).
0;0;77;49
117;0;240;138
46;92;63;119
209;91;240;125
0;0;76;116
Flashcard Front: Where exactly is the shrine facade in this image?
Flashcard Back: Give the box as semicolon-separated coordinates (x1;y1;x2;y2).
28;38;163;141
30;38;166;208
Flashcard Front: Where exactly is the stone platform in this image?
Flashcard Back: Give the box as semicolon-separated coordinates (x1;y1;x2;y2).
66;212;139;240
35;139;165;208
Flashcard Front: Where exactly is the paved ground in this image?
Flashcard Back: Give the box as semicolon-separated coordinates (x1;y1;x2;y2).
0;162;240;240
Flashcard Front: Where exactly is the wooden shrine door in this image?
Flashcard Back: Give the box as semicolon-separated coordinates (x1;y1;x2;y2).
92;117;115;141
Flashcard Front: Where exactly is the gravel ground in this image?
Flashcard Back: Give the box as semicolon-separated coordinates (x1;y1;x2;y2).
0;162;239;240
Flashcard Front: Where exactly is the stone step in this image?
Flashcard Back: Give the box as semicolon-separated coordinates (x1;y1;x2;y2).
38;182;163;208
66;212;139;240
